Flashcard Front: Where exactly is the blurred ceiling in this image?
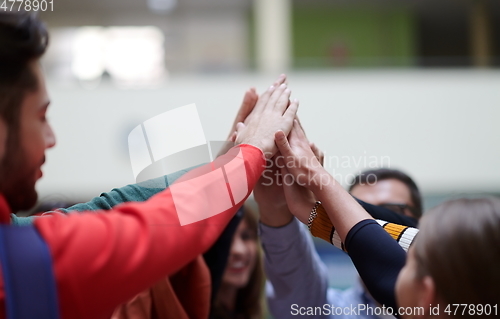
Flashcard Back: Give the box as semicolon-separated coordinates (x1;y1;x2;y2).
40;0;252;27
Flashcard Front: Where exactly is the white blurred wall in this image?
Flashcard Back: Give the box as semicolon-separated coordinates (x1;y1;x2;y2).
37;70;500;202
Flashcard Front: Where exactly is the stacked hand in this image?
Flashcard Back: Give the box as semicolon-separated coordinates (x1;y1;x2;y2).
224;75;329;226
235;77;298;159
275;120;329;223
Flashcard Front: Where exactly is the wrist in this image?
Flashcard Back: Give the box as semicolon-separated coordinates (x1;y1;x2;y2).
308;167;334;194
258;203;293;227
256;199;287;211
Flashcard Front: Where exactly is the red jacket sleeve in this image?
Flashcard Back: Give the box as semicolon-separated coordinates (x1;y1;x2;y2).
33;144;265;319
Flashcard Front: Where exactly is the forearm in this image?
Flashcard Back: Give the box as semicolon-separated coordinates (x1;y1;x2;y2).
10;167;196;226
345;219;406;309
310;204;419;252
33;145;265;319
56;167;196;213
258;203;293;227
261;218;329;319
311;172;372;241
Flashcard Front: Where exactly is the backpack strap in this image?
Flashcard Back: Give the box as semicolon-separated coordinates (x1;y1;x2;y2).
0;225;60;319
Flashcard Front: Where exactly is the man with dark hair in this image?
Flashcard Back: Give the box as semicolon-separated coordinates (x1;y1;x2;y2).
0;11;298;319
349;168;422;219
0;12;52;213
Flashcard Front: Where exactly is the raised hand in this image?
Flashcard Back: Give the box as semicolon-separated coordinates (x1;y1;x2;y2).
276;120;372;240
227;87;258;140
256;116;327;226
235;76;298;159
278;156;317;224
218;75;287;158
274;120;327;191
227;74;287;139
217;88;259;158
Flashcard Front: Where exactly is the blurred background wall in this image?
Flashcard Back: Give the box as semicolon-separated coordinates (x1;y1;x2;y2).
33;0;500;291
36;0;500;202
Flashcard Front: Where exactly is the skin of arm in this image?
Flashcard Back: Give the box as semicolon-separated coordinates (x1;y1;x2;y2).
32;144;265;319
11;76;292;225
275;122;407;311
223;77;329;317
256;158;331;319
254;122;330;318
256;154;331;319
7;75;300;319
275;120;373;242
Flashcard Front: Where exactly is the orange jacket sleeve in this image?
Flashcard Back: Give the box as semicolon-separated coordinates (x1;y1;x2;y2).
33;145;265;319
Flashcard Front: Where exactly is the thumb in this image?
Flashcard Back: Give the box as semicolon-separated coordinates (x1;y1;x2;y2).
275;130;292;157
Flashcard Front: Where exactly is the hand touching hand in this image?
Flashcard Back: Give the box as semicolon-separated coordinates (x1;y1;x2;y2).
276;120;372;240
278;157;317;224
274;120;328;191
227;74;286;139
254;155;294;227
255;117;326;227
217;88;259;157
235;76;298;159
276;127;325;223
227;87;258;140
218;75;287;157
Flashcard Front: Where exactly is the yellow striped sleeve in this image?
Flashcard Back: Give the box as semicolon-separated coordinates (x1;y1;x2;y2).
310;204;333;244
376;220;419;252
309;204;419;253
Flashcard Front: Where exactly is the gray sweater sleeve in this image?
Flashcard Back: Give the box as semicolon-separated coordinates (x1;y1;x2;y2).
260;218;330;319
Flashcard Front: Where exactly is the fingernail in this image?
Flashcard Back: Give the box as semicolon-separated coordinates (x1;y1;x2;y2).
293;98;299;103
285;88;291;94
269;85;275;91
280;83;287;88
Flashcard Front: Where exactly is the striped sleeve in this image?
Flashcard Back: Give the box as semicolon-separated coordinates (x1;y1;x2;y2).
309;204;418;252
375;220;419;252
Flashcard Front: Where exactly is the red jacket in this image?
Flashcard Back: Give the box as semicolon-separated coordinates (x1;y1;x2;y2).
0;144;265;319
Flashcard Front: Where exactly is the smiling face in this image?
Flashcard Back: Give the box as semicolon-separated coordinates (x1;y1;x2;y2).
222;219;258;289
0;61;56;212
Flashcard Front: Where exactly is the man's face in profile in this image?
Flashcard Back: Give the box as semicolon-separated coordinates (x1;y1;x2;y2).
0;61;56;212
